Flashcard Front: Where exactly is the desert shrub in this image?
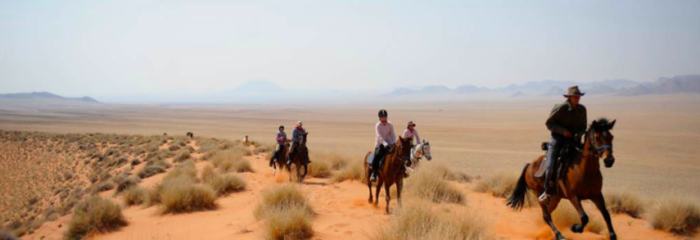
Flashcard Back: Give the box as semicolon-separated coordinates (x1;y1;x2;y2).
307;160;331;178
473;172;517;198
405;166;464;204
160;181;217;213
123;187;147;206
427;164;471;183
138;160;170;179
255;184;313;220
331;159;364;183
168;145;181;152
163;160;198;183
208;174;246;196
265;205;314;240
0;229;18;240
310;151;350;170
145;184;164;206
130;159;141;167
252;143;274;155
201;164;216;183
605;190;645;219
256;184;314;240
173;149;191;162
651;198;700;236
64;196;127;240
115;175;140;194
96;180;116;192
375;201;490;240
212;149;254;173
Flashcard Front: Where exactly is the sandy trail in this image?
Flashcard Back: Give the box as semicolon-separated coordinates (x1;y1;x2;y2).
24;145;690;240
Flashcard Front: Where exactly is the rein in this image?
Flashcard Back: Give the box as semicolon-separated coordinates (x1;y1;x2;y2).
585;127;612;157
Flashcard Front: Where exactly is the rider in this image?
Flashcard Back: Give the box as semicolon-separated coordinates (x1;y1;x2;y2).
370;109;396;182
539;86;587;203
287;121;307;165
402;121;421;146
269;125;288;167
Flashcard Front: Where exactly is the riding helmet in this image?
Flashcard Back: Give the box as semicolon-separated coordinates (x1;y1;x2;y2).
378;109;388;118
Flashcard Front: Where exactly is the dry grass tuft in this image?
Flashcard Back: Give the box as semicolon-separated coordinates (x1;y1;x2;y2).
201;164;216;184
473;172;517;198
375;200;491;240
256;184;314;240
164;160;198;183
605;190;645;219
310;151;350;170
123;187;147;206
651;198;700;236
64;196;127;240
212;149;254;173
406;165;465;204
426;164;472;183
307;160;331;178
0;229;19;240
208;174;246;196
115;175;140;194
160;177;217;214
138;160;170;179
331;160;364;183
255;184;313;219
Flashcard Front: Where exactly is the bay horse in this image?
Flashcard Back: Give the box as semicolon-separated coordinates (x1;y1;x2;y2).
363;136;413;214
271;141;290;176
287;132;310;183
507;118;618;240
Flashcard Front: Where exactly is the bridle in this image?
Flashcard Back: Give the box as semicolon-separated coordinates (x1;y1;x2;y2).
586;127;612;157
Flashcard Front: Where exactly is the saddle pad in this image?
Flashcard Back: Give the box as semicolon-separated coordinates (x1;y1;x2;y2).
535;157;548;178
366;152;375;164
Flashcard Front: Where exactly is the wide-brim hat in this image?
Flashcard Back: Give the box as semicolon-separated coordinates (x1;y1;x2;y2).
407;121;416;127
563;86;585;97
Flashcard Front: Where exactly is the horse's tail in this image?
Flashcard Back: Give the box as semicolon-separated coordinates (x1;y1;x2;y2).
506;163;531;211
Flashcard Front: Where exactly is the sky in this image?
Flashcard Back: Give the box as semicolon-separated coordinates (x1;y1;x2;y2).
1;0;699;102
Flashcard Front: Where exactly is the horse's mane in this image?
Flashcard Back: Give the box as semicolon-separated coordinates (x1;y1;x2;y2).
590;118;615;131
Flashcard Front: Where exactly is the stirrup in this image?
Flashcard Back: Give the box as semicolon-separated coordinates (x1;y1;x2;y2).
538;193;550;203
370;174;377;182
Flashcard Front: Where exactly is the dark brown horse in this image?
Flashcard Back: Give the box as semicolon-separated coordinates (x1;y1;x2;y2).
364;136;413;214
271;141;290;176
287;132;310;183
507;118;618;240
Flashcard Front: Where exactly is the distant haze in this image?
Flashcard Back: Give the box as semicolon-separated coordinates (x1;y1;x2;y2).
1;1;699;103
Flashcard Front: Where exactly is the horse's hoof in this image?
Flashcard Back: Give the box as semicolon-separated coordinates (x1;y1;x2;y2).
555;233;567;240
571;224;584;233
609;233;617;240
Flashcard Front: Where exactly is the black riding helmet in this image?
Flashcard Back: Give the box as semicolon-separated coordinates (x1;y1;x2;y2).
378;109;388;118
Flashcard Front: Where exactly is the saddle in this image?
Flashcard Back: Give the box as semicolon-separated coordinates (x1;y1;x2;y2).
535;141;580;180
366;146;396;169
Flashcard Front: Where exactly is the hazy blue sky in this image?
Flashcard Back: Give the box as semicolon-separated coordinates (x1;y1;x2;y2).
1;0;699;100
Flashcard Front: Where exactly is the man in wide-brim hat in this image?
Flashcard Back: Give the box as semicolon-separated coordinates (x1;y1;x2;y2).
539;86;588;203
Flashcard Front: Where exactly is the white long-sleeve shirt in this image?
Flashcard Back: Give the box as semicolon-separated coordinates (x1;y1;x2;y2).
375;121;396;148
402;129;421;144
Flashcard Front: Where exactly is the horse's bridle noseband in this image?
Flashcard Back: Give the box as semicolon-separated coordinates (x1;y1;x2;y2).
587;128;612;156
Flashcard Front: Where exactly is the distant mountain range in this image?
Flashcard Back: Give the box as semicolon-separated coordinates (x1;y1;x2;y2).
386;75;700;97
0;92;99;103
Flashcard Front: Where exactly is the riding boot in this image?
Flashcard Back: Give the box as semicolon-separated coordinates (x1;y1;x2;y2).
539;135;562;203
370;146;384;182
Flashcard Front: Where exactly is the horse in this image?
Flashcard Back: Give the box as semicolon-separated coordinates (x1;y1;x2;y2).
271;141;290;175
363;136;413;214
287;132;310;183
407;140;433;171
507;118;618;240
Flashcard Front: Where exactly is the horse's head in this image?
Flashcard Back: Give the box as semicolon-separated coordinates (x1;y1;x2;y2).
301;132;308;146
421;140;432;161
589;118;617;168
397;136;413;158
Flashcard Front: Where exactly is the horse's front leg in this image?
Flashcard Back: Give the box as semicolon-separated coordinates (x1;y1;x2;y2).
593;194;617;240
374;179;383;206
570;196;589;233
396;179;403;208
384;183;392;214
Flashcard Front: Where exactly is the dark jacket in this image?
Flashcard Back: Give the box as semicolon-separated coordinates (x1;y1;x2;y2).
546;100;587;138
